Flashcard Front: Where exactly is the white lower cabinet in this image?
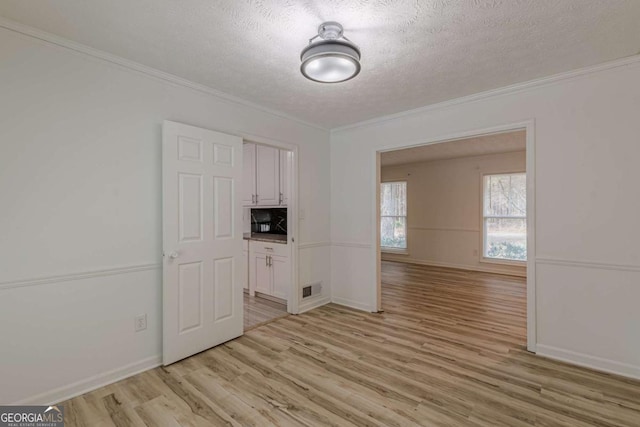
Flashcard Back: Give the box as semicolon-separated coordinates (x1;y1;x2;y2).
253;252;271;295
249;240;290;300
271;255;290;300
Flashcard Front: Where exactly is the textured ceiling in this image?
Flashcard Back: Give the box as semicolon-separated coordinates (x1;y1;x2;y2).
1;1;639;128
381;130;525;167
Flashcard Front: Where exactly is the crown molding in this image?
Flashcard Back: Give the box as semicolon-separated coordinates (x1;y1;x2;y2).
332;54;640;133
0;16;328;132
3;15;639;134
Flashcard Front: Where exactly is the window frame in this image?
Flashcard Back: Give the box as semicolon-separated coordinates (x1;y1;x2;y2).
480;171;527;265
380;180;408;254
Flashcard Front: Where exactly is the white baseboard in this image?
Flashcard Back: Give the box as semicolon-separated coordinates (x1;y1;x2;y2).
536;344;640;381
14;355;162;405
298;296;331;314
382;256;526;277
331;296;374;313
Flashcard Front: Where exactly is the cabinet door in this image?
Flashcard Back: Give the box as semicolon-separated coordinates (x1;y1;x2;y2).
279;150;290;206
256;145;280;206
271;254;290;300
242;250;249;290
242;143;256;206
253;253;271;294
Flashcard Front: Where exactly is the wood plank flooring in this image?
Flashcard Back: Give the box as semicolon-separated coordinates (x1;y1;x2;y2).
244;293;288;331
60;261;640;426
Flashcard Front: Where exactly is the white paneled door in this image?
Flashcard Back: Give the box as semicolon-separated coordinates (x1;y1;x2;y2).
162;120;243;365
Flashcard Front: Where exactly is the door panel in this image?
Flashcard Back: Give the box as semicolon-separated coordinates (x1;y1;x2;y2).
213;143;234;167
213;257;234;322
178;261;203;333
163;120;243;365
178;136;203;162
213;177;234;239
178;173;203;242
256;145;279;206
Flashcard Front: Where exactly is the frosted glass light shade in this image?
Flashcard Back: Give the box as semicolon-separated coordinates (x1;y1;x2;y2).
300;40;361;83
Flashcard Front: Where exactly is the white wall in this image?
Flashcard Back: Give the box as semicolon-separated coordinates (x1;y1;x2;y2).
0;27;331;404
331;58;640;379
381;151;526;276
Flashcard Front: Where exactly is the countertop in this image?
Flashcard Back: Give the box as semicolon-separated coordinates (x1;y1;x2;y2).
243;232;288;244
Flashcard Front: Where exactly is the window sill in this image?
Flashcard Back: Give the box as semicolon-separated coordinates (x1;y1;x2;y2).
480;257;527;267
381;248;409;255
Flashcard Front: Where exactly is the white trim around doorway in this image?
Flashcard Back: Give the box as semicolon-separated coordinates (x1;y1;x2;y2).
372;120;537;352
240;132;300;315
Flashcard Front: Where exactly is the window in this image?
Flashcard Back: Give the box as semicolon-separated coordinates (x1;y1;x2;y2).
380;181;407;250
483;173;526;261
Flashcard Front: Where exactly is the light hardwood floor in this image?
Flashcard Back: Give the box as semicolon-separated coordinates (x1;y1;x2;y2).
244;293;288;331
60;261;640;426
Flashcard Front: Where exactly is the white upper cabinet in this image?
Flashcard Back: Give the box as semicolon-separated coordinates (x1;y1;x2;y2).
242;143;290;207
242;143;256;206
256;145;280;206
279;150;291;206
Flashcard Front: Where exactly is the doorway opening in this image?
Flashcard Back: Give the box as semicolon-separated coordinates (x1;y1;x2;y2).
375;123;535;352
242;140;297;331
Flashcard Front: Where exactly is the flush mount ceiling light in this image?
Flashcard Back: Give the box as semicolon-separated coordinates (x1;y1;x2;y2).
300;22;361;83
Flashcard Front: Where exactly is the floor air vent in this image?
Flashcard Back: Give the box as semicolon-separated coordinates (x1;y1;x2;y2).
302;281;322;299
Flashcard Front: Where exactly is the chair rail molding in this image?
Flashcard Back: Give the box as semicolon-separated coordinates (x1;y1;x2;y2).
332;242;373;249
408;226;480;233
0;263;161;291
298;241;331;249
535;257;640;273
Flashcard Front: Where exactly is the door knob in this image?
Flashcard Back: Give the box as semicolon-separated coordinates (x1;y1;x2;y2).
169;251;179;259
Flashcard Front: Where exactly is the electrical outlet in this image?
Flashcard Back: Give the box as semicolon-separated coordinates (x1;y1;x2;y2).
135;314;147;332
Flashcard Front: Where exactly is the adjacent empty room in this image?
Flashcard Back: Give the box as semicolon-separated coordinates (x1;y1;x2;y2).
378;129;530;340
